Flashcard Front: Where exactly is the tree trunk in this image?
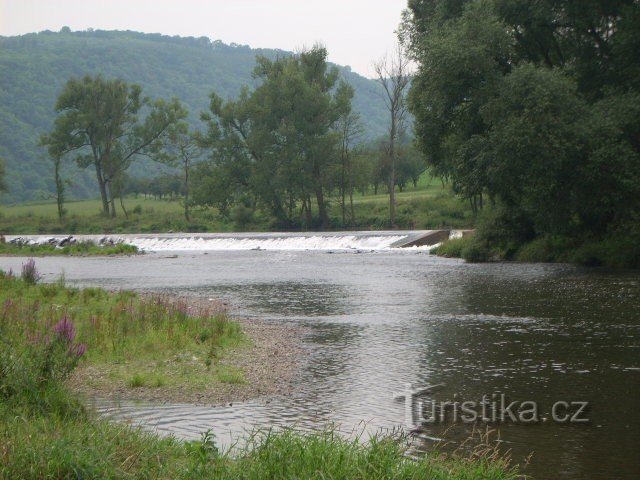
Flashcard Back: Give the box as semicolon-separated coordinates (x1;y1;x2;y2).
313;163;328;230
106;181;117;218
348;157;355;227
95;164;110;216
388;119;397;228
184;160;190;222
54;159;65;221
119;194;129;219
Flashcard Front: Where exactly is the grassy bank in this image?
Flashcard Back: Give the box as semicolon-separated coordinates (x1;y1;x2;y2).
0;239;138;256
0;263;521;478
0;264;245;395
0;176;474;234
433;226;640;268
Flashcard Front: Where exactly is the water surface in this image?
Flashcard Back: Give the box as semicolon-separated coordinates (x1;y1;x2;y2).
2;243;638;479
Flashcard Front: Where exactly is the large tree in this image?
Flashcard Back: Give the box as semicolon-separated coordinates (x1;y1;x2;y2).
404;0;640;248
199;46;353;229
42;75;187;217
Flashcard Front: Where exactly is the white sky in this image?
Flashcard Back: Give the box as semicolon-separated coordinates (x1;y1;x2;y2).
0;0;408;78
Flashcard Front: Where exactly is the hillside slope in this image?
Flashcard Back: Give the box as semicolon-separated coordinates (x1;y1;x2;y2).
0;29;388;203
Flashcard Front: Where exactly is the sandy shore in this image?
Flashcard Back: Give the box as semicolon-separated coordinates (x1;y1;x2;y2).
67;296;307;406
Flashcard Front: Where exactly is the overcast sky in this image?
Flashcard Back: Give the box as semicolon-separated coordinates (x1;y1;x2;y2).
0;0;408;78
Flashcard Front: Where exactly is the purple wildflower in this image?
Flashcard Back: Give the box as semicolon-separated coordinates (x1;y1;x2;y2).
74;343;87;358
52;316;76;344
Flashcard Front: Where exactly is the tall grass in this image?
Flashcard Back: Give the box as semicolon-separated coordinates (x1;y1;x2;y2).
0;263;244;396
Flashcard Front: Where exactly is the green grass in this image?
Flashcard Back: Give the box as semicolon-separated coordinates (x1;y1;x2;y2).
0;407;521;480
0;240;139;256
0;267;245;392
0;174;474;234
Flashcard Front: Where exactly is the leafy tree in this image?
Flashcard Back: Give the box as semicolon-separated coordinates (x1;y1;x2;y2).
160;120;201;221
404;0;640;263
41;75;187;217
200;46;353;229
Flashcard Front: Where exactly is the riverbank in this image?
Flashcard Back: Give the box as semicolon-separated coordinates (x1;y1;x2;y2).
433;233;640;269
0;262;521;479
0;266;303;406
67;316;305;405
0;236;139;256
0;179;473;234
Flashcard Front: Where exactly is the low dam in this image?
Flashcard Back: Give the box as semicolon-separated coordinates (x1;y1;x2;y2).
6;230;466;252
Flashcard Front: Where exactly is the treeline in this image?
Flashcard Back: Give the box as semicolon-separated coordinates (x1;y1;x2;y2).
404;0;640;267
39;46;419;229
0;29;388;203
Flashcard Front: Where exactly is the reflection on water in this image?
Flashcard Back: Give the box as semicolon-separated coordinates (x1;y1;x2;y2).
1;250;638;479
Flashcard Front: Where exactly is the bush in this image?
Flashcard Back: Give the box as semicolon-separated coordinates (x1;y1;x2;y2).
430;236;472;257
461;238;491;263
21;258;41;285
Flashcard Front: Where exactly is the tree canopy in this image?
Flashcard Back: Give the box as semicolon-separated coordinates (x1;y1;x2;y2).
41;75;187;217
404;0;640;261
196;46;353;229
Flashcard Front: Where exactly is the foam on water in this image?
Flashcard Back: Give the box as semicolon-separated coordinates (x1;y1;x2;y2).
6;233;411;252
128;234;408;252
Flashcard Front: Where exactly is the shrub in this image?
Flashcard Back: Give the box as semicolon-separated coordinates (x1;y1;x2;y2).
21;258;41;285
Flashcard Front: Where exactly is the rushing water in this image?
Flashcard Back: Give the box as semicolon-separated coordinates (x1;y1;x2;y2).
1;234;638;479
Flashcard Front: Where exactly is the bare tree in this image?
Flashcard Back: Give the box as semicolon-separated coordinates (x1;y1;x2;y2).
374;44;411;228
337;110;364;226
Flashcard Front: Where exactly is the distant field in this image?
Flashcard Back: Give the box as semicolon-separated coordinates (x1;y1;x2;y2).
0;174;473;234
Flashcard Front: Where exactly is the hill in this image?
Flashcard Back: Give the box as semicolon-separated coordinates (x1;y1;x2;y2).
0;29;388;203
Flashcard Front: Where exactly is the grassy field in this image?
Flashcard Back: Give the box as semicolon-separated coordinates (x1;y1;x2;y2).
0;175;474;234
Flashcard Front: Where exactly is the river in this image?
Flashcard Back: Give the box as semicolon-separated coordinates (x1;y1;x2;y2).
1;232;638;479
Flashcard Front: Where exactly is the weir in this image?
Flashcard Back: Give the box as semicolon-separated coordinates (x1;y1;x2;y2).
6;230;464;252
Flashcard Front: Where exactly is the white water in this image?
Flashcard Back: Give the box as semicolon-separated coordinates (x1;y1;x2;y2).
128;234;409;251
6;232;417;252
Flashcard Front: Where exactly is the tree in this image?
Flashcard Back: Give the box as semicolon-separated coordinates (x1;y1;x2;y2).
404;0;640;262
162;121;201;221
199;46;352;229
41;75;187;217
374;45;411;227
334;83;363;226
51;154;67;220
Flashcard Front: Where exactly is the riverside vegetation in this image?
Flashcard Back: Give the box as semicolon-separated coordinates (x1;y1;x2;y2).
0;261;521;479
0;238;138;256
0;174;473;234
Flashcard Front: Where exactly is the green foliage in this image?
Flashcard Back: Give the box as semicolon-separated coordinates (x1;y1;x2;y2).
41;74;188;217
430;236;472;257
0;240;138;256
0;30;388;204
198;46;353;229
405;0;640;267
0;272;244;392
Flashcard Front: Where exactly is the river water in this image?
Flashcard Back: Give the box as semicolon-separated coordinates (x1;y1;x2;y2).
1;233;638;479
